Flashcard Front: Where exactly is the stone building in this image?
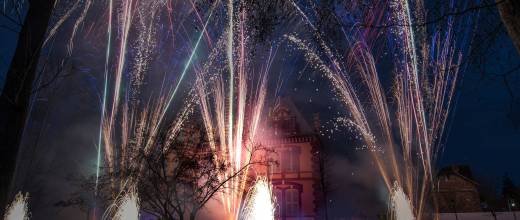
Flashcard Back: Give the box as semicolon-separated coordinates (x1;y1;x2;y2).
436;165;482;213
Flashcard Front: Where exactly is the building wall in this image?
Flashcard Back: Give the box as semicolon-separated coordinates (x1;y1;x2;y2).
436;174;481;212
264;138;319;220
254;98;323;220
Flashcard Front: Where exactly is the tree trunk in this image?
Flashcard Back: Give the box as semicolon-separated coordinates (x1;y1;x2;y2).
0;0;56;213
497;0;520;54
189;210;198;220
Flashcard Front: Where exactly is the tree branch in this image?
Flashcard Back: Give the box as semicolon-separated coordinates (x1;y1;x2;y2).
360;0;506;29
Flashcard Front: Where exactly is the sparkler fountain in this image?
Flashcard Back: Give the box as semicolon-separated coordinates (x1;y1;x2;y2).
195;21;271;220
287;0;473;218
391;182;415;220
58;1;223;218
239;178;276;220
3;192;29;220
83;0;271;219
102;185;139;220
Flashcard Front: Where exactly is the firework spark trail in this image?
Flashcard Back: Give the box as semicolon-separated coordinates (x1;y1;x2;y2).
189;0;214;48
37;4;213;213
388;1;462;216
3;192;29;220
42;1;271;218
130;1;163;101
195;35;228;153
226;1;235;212
104;0;135;171
102;184;140;220
42;1;81;48
239;178;276;220
391;0;431;186
197;74;268;218
288;0;465;218
145;4;216;153
290;0;397;169
196;24;272;218
92;0;217;192
96;0;114;194
67;0;92;54
347;42;402;189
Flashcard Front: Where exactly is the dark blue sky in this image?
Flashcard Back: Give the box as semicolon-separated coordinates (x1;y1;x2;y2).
440;28;520;184
0;15;21;91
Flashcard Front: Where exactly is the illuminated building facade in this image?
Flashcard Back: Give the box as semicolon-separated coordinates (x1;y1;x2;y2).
256;98;324;220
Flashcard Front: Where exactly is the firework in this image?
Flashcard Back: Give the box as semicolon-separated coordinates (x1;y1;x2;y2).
62;0;275;218
287;0;466;218
38;0;472;218
43;0;273;218
87;0;218;195
195;42;271;219
239;178;276;220
3;192;30;220
192;2;278;217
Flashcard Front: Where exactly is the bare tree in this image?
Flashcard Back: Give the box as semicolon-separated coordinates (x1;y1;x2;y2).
59;121;269;220
138;122;269;220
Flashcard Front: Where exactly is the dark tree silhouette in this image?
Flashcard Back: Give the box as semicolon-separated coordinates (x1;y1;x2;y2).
135;123;263;220
58;121;269;220
502;174;520;211
0;0;56;214
498;0;520;54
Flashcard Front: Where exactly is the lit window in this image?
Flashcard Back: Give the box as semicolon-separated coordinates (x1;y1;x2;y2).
287;147;300;172
280;147;299;172
270;147;300;173
285;189;300;216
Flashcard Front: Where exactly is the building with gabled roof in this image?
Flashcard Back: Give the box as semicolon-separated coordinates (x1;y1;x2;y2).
251;97;325;220
436;165;482;213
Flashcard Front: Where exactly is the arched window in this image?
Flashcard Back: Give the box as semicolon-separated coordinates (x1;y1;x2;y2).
271;183;302;218
285;188;300;216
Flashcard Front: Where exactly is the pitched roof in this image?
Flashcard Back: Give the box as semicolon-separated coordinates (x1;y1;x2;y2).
438;165;478;185
270;96;314;135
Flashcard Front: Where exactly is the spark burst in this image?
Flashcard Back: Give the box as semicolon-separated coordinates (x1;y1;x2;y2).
287;0;469;218
239;178;276;220
193;2;276;218
195;36;271;219
391;182;415;220
3;192;29;220
102;185;139;220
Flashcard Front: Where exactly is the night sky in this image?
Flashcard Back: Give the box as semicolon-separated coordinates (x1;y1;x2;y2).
439;10;520;183
1;0;520;219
